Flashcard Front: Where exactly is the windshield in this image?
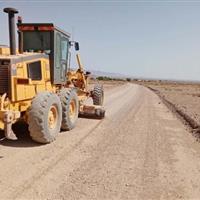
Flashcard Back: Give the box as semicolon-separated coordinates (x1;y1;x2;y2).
23;31;51;52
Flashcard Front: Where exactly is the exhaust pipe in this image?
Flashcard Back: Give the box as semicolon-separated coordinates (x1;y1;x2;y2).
17;16;23;54
3;8;18;55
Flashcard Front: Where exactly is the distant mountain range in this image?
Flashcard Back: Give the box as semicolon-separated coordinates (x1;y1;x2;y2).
88;70;129;79
87;70;200;83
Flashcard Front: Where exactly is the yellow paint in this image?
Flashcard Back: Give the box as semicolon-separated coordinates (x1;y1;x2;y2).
0;51;91;135
0;56;56;117
0;120;4;130
15;84;25;101
25;85;35;99
36;84;46;93
0;46;10;55
9;57;53;103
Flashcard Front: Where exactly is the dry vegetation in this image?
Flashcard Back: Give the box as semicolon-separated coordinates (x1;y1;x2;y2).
137;80;200;136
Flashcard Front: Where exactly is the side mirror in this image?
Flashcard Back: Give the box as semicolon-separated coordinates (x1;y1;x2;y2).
75;42;79;51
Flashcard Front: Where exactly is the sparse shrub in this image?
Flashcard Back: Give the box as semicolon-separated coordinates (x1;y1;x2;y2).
96;76;113;81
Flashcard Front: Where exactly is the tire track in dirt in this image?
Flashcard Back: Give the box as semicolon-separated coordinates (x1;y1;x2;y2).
3;84;200;200
0;83;140;199
16;84;143;200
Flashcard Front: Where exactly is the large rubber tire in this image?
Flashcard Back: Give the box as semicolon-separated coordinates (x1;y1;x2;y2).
59;88;79;131
92;84;104;106
28;92;62;144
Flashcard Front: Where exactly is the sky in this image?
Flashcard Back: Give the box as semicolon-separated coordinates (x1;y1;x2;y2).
1;0;200;80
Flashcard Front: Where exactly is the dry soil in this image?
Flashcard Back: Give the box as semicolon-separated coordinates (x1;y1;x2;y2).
1;83;200;200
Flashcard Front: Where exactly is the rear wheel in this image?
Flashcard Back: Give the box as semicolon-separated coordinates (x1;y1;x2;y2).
92;84;104;106
28;92;62;144
59;89;79;131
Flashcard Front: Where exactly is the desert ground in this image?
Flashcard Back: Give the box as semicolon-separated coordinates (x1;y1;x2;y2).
1;81;200;199
139;80;200;136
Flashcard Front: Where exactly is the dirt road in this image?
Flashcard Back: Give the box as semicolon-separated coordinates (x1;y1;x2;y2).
1;83;200;200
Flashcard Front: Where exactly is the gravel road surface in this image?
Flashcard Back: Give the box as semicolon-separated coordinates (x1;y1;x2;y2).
1;83;200;200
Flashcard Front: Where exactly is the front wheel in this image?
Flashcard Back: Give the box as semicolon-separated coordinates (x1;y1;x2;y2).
92;84;104;106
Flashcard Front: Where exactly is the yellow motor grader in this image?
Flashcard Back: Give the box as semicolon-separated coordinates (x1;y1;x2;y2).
0;7;105;143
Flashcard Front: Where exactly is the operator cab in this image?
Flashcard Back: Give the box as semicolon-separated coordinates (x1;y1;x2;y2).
18;23;71;84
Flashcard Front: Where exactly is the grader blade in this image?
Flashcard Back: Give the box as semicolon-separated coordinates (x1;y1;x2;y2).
79;105;105;119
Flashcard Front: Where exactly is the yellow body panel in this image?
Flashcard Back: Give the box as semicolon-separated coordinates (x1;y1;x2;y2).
0;46;19;55
15;84;35;101
15;84;25;101
0;120;4;130
0;111;4;129
11;57;53;104
0;46;10;55
36;84;46;93
0;54;57;117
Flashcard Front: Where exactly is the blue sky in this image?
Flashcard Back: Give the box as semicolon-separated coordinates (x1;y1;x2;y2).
1;0;200;80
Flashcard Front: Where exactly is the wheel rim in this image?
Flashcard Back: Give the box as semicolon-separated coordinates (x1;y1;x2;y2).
48;105;58;129
69;99;76;122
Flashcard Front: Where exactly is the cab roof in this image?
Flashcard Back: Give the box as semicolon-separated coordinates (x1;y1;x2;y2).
18;23;71;38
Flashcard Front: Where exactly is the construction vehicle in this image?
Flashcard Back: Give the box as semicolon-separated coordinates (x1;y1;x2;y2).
0;7;105;143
